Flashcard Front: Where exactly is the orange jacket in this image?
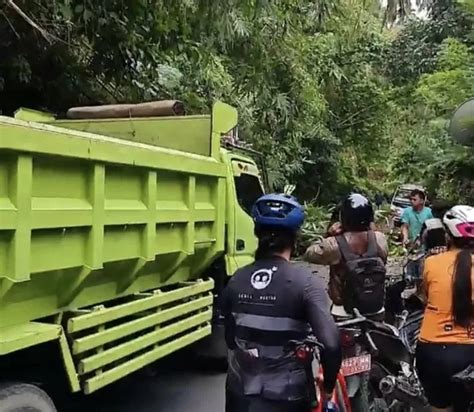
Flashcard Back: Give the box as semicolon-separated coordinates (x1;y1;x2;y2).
419;250;474;344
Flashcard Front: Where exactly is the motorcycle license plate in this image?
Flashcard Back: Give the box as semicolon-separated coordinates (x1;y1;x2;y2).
341;354;371;376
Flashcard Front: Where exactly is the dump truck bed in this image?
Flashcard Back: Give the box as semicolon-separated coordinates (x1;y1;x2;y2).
0;115;226;328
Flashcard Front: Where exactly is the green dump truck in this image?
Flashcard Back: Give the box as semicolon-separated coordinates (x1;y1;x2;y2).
0;101;265;411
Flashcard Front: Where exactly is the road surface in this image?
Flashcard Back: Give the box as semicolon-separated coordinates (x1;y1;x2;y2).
60;353;227;412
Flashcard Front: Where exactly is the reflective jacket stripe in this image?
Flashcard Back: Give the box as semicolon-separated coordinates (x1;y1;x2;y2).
232;312;308;332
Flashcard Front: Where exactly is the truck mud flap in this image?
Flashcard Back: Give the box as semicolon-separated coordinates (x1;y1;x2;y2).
65;279;214;394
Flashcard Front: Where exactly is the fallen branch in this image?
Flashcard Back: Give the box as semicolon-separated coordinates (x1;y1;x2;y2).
1;9;20;38
6;0;58;44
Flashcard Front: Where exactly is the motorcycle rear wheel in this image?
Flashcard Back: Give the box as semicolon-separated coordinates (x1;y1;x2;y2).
351;373;387;412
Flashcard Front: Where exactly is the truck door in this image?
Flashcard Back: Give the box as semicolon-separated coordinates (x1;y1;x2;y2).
225;158;264;275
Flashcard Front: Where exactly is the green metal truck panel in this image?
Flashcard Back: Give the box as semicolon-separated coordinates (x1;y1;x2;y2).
50;116;213;158
68;279;214;394
0;115;225;328
0;322;62;355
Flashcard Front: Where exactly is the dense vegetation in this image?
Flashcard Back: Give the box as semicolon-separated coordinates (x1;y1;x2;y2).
1;0;473;204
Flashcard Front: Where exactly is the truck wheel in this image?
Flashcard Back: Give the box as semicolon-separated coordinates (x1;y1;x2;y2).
0;383;56;412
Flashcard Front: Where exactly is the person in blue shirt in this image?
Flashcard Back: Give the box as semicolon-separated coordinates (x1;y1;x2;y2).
401;189;433;283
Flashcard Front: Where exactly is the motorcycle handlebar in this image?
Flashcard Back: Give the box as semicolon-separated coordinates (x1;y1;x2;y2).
288;309;384;355
364;330;379;355
334;308;376;327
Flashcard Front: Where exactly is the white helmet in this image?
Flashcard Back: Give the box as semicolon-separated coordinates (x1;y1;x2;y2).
425;218;444;231
443;205;474;238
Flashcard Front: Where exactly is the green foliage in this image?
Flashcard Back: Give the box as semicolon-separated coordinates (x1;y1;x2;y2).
416;69;474;116
414;38;474;117
298;203;334;254
383;0;472;85
457;0;474;14
296;202;395;256
0;0;472;209
383;0;474;205
437;37;471;70
0;0;391;202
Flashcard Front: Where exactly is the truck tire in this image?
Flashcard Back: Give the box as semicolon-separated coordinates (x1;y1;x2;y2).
0;383;56;412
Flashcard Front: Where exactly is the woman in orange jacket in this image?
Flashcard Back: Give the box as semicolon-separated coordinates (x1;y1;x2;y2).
416;205;474;412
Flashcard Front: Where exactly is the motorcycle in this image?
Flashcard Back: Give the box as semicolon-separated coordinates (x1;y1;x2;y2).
452;365;474;411
385;273;424;332
286;308;385;412
368;319;427;410
334;311;384;412
368;271;428;411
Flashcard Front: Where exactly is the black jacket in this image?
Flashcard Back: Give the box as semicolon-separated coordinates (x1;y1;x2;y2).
221;257;342;401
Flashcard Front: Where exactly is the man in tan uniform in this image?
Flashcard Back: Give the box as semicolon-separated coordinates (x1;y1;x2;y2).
305;193;388;318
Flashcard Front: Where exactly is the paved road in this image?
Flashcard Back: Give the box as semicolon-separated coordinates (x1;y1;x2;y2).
60;353;227;412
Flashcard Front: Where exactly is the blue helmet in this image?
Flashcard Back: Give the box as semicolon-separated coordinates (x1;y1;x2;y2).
251;194;305;231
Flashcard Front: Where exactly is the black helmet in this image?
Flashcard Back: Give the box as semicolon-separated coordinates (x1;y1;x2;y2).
340;193;374;231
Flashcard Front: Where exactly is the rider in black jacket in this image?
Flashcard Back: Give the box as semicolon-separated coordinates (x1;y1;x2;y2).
222;193;342;412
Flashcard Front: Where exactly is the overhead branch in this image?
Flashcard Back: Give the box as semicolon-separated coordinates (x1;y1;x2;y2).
6;0;59;44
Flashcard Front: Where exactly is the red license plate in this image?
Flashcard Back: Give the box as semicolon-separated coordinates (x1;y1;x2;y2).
341;354;371;377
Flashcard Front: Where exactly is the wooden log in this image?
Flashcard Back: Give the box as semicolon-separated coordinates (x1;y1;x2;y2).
66;100;185;119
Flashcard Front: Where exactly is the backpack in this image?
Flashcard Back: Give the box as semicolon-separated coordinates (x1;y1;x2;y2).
335;231;386;315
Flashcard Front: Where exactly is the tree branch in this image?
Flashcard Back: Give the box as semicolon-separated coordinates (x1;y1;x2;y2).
335;104;377;129
1;9;20;38
6;0;57;43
